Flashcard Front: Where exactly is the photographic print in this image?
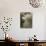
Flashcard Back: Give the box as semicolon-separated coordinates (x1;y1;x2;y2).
20;12;32;28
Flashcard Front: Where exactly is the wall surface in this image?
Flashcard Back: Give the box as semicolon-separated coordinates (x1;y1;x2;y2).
0;0;46;40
